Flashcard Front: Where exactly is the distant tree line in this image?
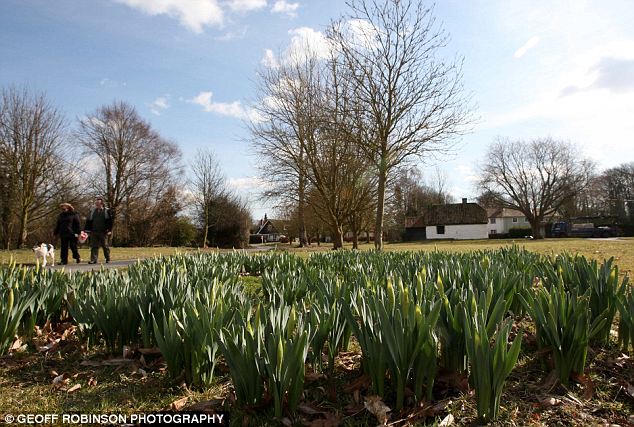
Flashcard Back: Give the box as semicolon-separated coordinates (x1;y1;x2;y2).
478;137;634;238
0;87;249;249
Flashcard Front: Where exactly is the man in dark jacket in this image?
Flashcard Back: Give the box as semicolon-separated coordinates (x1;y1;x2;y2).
54;203;81;265
84;197;114;264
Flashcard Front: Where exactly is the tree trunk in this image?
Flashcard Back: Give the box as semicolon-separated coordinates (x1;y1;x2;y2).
352;228;359;250
374;168;388;250
202;205;209;248
17;207;28;248
530;219;544;239
1;208;13;250
332;225;344;249
298;171;308;247
365;229;371;244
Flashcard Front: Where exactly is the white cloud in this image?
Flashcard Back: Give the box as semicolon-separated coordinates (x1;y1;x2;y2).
228;176;268;191
261;27;331;69
514;36;540;58
561;57;634;95
114;0;224;33
455;164;479;183
149;96;169;116
286;27;332;61
226;0;267;13
99;78;126;88
261;48;279;68
215;26;248;41
271;0;299;17
189;91;262;121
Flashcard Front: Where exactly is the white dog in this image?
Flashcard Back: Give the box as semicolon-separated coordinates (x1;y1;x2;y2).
32;243;55;267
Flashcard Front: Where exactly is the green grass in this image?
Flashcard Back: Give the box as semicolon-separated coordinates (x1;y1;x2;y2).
282;238;634;278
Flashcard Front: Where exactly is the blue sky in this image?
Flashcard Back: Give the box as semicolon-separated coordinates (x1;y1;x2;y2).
2;0;634;219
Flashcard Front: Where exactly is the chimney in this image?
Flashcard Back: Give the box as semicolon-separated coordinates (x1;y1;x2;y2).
462;198;468;204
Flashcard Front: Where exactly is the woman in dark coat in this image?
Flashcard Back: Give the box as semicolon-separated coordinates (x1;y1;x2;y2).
54;203;81;265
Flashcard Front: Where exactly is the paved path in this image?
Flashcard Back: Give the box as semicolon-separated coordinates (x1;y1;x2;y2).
46;259;138;273
244;245;277;252
28;245;276;273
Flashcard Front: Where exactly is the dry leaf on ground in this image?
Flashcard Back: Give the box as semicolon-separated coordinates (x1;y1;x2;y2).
52;374;69;390
170;396;189;411
39;338;61;353
298;403;324;416
308;412;340;427
10;338;23;352
364;395;391;425
343;375;371;393
539;397;562;407
67;384;81;393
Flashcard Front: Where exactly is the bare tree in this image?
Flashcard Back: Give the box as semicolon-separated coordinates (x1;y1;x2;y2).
599;163;634;232
251;46;377;249
305;55;377;248
250;51;313;247
0;86;72;248
329;0;473;250
347;182;376;249
75;101;182;245
479;137;594;238
189;149;226;247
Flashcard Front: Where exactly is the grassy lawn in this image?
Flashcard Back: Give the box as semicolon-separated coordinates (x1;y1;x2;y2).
0;246;198;265
280;237;634;277
4;238;633;278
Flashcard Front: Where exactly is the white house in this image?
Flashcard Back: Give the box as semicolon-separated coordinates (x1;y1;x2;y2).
486;208;531;236
405;199;489;240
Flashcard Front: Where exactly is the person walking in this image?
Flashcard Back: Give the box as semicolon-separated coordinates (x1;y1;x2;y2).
53;203;81;265
84;197;113;264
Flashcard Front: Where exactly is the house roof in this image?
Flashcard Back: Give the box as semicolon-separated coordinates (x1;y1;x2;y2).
406;202;488;228
405;216;426;228
252;218;291;235
486;208;525;218
251;220;277;235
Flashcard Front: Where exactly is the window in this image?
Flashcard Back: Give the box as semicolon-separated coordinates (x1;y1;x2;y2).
490;229;497;235
490;218;496;224
524;217;529;222
512;217;518;223
436;225;445;235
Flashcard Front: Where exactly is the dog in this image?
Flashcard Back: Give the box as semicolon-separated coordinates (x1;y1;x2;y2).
32;243;55;267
